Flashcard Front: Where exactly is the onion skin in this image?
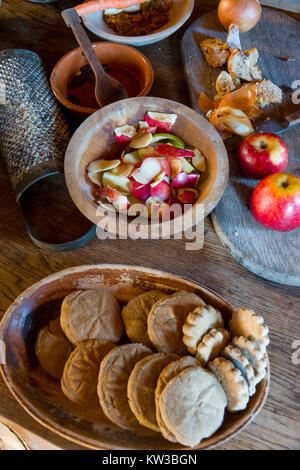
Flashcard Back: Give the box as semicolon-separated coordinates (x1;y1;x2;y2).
218;0;262;33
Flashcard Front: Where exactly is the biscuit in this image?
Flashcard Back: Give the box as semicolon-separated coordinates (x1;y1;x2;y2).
229;308;269;351
222;344;256;396
61;339;115;405
155;356;200;442
121;290;166;347
35;325;73;379
183;305;224;354
48;316;64;337
196;328;231;365
60;289;123;345
98;343;152;431
159;366;227;447
232;336;267;385
147;292;205;355
127;352;178;432
208;357;249;412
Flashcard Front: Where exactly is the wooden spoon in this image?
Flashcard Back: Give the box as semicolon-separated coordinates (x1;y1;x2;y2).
62;8;127;107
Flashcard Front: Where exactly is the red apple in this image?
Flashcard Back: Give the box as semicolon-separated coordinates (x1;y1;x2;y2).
239;132;289;179
98;186;130;211
177;188;199;204
250;173;300;232
172;172;200;189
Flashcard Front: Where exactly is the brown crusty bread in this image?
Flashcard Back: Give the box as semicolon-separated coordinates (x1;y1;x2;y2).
256;79;283;107
227;48;262;83
200;38;229;68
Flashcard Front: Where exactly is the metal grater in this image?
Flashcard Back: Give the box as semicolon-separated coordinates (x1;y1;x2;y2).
0;49;71;200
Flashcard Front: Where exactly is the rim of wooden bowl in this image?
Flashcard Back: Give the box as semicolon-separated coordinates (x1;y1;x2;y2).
0;264;269;450
64;96;229;236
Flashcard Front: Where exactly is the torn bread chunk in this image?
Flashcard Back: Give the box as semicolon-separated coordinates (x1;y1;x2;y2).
256;79;283;107
200;38;229;68
228;48;262;83
216;71;238;95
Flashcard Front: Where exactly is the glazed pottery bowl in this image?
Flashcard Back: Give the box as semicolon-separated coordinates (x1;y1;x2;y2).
50;42;154;116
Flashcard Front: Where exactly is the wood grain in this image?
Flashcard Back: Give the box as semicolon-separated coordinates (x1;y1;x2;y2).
0;0;299;450
181;8;300;286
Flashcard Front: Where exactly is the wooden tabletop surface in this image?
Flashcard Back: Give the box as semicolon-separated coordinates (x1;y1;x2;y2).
0;0;299;450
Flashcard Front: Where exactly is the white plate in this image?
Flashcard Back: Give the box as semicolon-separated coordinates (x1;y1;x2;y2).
82;0;194;46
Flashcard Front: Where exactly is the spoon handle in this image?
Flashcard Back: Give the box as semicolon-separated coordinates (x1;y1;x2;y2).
62;8;104;79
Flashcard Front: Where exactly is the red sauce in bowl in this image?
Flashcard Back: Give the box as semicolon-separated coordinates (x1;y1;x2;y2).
67;64;142;108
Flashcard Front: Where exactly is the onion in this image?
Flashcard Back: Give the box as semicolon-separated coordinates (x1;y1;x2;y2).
210;106;254;137
218;0;261;33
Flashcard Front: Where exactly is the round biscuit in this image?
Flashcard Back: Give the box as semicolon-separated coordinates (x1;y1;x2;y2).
97;343;152;432
127;352;178;432
147;292;205;355
159;366;227;447
60;289;123;345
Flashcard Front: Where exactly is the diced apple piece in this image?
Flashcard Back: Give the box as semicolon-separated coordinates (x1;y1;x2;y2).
169;157;183;179
137;146;159;159
102;172;131;194
157;157;171;178
114;125;136;143
150;179;171;202
155;144;195;158
145;197;170;218
181;157;196;174
133;157;162;184
144;112;177;132
111;162;134;177
192;149;206;172
87;171;103;187
130;132;153;149
129;180;151;202
151;171;169;188
138;121;157;134
151;133;185;148
122;151;142;164
172;171;189;189
177;188;199;204
87;159;120;173
98;186;130;212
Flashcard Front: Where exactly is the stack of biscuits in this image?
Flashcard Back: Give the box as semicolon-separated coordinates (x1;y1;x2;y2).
34;288;269;448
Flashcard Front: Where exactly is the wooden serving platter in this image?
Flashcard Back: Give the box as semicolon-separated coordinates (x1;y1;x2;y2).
181;8;300;286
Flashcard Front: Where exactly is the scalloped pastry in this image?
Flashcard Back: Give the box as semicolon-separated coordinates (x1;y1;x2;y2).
229;308;269;351
182;305;224;355
222;344;256;396
208;357;249;412
196;328;231;365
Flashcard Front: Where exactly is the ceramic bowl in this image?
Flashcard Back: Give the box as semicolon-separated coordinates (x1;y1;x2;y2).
0;264;269;449
82;0;194;47
50;42;154;116
64;96;229;236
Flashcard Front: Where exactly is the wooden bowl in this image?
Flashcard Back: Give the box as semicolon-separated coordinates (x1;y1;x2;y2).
82;0;194;47
50;42;154;116
0;264;269;450
64;96;229;235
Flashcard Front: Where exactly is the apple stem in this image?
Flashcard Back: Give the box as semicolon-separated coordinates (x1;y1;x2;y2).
260;141;268;149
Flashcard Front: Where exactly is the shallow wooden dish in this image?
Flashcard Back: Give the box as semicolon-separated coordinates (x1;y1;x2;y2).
64;96;229;235
0;264;269;450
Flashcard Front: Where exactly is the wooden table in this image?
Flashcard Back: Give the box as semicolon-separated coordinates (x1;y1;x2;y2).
0;0;299;450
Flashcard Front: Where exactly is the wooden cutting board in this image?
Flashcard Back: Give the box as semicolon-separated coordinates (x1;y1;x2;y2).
181;8;300;286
